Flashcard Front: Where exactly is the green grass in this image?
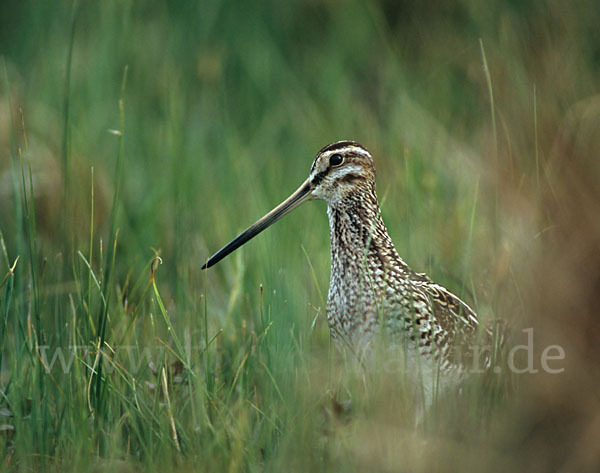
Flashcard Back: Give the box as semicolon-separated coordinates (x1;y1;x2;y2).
1;0;600;471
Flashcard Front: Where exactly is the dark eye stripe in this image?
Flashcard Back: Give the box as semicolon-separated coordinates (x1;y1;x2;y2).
311;170;327;186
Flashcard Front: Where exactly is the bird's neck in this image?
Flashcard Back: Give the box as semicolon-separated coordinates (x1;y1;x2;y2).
326;187;409;276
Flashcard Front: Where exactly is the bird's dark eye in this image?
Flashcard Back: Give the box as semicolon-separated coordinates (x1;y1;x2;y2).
329;153;344;167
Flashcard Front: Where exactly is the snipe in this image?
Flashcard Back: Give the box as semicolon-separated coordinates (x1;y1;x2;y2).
202;141;485;380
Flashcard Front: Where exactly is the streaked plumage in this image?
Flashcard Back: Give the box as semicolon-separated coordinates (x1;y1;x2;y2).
202;141;490;388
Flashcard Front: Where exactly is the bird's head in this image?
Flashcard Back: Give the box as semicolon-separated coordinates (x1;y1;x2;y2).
308;141;376;206
201;140;376;269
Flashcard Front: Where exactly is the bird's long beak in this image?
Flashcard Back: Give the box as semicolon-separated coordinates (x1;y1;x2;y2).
201;178;313;269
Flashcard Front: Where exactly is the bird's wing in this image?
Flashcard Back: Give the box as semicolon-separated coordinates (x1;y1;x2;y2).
426;283;479;330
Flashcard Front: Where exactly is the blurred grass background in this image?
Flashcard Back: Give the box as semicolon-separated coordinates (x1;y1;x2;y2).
1;0;599;471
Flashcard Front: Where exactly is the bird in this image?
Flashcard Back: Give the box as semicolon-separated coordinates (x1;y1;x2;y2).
202;141;491;395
